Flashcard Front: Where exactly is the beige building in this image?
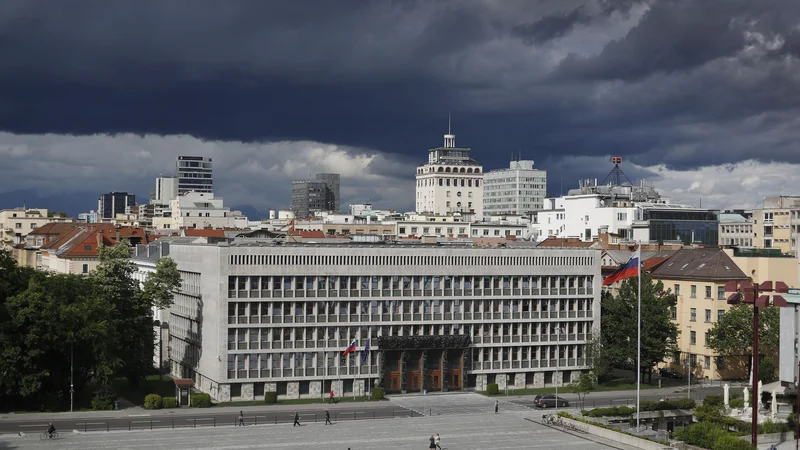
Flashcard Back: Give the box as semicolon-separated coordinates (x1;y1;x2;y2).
1;208;62;250
752;196;800;255
718;212;753;247
651;248;749;380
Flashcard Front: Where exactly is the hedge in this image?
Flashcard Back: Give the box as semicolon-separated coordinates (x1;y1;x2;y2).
371;387;385;400
582;406;636;417
162;397;178;408
144;394;163;410
673;421;728;449
711;435;754;450
730;398;745;408
639;397;695;411
486;383;500;395
264;392;278;404
703;394;724;407
558;412;670;447
191;393;213;408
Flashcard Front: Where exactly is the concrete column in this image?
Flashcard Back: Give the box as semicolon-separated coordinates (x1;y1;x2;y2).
514;373;526;388
287;381;300;399
241;383;254;401
533;372;545;388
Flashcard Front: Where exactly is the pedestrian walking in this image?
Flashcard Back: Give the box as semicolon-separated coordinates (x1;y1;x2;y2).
429;434;436;449
494;400;499;414
329;389;335;404
293;412;300;427
325;410;332;425
435;433;442;450
238;411;244;426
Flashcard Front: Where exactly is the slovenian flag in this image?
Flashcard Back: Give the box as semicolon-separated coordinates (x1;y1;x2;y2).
361;339;370;365
602;248;641;286
341;339;357;357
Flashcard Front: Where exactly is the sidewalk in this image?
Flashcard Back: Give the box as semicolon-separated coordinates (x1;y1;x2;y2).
0;398;388;422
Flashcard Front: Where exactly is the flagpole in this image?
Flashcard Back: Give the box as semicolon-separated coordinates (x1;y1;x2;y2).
636;241;641;431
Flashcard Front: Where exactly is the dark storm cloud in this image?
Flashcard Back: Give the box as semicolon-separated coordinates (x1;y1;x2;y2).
0;0;799;206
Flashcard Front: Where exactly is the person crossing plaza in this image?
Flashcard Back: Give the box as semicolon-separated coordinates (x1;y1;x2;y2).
325;410;332;425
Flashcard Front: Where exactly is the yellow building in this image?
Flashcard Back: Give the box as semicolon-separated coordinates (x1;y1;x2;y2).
724;247;799;288
752;196;800;255
651;248;749;380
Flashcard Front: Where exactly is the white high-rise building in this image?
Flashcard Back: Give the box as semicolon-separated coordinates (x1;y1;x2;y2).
483;160;547;215
415;128;483;219
154;176;178;204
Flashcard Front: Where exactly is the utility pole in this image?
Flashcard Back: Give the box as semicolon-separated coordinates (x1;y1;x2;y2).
686;325;691;400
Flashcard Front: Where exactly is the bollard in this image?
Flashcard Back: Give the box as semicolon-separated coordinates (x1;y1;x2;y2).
172;419;174;429
129;421;131;431
429;408;431;416
85;422;87;433
354;412;356;421
107;422;109;432
393;410;395;418
373;411;375;420
194;418;197;428
213;418;216;427
314;414;317;423
150;421;153;430
274;416;277;425
255;416;258;426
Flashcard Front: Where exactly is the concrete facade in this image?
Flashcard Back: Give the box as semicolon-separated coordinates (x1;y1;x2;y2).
135;239;601;402
483;160;547;215
415;131;484;219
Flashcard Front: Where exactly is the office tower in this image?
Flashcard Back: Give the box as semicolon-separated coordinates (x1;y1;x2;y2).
97;192;135;219
176;156;213;195
483;160;548;216
291;173;341;218
316;173;341;213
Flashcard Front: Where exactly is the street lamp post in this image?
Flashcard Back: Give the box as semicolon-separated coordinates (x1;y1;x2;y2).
70;342;74;412
724;279;788;448
555;326;564;415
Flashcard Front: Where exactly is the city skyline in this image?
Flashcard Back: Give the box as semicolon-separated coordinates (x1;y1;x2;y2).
1;1;799;216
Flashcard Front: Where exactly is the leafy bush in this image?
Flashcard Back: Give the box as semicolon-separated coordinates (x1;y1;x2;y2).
694;404;724;422
190;393;212;408
264;392;277;404
759;358;777;384
371;387;385;400
711;435;754;450
730;398;745;408
758;419;788;434
639;398;695;411
582;406;635;417
162;397;178;408
144;394;163;409
703;394;724;407
673;421;728;449
486;383;499;395
91;385;117;411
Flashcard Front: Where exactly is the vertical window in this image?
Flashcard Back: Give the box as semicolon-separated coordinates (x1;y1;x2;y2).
704;356;710;369
717;286;725;300
670;306;677;320
690;308;696;321
690;285;697;298
674;284;680;296
705;286;711;298
704;309;711;322
690;331;696;345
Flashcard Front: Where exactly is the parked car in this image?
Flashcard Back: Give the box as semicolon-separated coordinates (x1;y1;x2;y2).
534;395;569;408
659;368;683;379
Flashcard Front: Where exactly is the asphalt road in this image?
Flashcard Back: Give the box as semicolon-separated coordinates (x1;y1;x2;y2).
0;404;413;435
508;384;725;410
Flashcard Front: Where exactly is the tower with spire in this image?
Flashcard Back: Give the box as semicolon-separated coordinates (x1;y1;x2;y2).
415;117;484;220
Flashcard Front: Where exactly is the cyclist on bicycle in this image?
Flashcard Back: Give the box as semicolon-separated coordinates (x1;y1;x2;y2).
47;423;55;438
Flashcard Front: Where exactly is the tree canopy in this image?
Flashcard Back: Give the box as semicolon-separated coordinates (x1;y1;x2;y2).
0;246;180;410
601;273;679;382
707;303;779;357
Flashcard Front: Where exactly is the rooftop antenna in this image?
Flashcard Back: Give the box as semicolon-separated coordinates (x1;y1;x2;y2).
448;110;451;135
600;157;634;186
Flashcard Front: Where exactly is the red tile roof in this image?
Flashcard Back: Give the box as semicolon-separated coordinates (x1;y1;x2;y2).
41;225;152;258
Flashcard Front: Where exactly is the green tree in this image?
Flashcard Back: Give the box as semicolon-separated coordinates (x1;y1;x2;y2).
707;304;779;380
601;274;679;384
142;258;180;310
570;371;597;410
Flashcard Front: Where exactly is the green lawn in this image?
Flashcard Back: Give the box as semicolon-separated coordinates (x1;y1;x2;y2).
214;396;377;407
111;374;175;406
481;377;661;396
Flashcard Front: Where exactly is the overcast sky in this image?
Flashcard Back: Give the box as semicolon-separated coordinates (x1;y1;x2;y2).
1;0;798;216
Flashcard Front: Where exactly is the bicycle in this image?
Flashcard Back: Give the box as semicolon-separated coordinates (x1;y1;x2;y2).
39;431;59;440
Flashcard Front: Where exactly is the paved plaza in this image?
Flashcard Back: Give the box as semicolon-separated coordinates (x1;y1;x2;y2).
1;394;633;450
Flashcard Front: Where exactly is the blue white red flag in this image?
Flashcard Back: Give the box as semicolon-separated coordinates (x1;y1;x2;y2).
603;248;641;286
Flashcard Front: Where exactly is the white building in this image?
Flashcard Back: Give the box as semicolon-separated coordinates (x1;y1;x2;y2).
154;176;178;204
535;178;719;246
483;160;547;215
718;212;753;247
152;192;248;230
415;129;484;219
176;156;213;195
133;237;600;402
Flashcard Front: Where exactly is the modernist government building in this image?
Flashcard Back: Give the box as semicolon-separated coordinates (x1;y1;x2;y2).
135;237;601;402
